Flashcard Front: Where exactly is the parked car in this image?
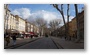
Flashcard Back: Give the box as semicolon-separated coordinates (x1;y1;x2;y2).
17;34;24;38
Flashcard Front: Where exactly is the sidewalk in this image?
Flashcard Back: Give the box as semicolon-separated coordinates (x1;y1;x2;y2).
4;37;40;49
51;37;84;49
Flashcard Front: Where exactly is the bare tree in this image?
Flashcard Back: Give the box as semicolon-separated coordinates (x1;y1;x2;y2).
49;19;61;31
49;19;61;36
34;18;47;36
52;4;67;39
74;4;80;42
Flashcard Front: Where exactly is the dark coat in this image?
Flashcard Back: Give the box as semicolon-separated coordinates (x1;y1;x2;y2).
12;35;16;40
5;35;10;43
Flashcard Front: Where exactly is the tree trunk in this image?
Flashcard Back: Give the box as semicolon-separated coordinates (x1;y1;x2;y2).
67;4;70;40
61;13;67;40
59;4;67;40
52;4;67;39
74;4;80;42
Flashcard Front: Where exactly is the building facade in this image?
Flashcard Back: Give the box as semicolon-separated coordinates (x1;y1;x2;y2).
78;10;84;39
4;4;40;36
4;4;10;34
18;17;26;34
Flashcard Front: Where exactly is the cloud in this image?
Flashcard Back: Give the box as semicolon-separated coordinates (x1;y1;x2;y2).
43;11;59;21
11;8;74;27
11;8;61;22
31;10;60;22
11;8;31;19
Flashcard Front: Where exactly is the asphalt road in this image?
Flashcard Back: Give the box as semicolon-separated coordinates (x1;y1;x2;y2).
16;37;58;49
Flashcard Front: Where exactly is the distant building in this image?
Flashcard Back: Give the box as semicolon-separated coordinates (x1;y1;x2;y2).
25;19;39;35
69;17;77;38
18;16;26;34
78;10;84;39
70;10;84;39
25;20;31;32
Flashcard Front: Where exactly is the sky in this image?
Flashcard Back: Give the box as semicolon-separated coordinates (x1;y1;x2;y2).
8;4;84;25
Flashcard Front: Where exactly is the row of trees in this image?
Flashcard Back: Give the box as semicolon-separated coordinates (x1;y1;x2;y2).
52;4;80;42
33;18;47;36
32;4;81;42
32;18;61;36
49;19;61;36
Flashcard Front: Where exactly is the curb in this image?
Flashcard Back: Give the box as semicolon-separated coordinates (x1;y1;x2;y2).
50;37;64;49
50;37;59;49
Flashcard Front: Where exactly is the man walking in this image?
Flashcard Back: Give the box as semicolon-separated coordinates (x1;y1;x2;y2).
12;33;17;45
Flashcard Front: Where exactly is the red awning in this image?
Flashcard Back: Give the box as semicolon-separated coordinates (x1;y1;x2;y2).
29;32;35;35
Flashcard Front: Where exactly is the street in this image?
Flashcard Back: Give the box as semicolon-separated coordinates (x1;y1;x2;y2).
16;37;58;49
4;36;84;49
4;4;84;49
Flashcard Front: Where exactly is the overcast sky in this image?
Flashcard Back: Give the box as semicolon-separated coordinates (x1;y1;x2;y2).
8;4;84;25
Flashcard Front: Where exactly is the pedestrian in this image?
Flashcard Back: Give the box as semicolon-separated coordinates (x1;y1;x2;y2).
5;34;10;46
12;33;17;45
45;34;48;37
65;36;66;40
31;35;33;39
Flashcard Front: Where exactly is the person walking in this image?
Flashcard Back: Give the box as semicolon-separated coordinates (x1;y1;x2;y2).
45;34;48;37
12;33;17;45
5;34;10;46
31;35;33;39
